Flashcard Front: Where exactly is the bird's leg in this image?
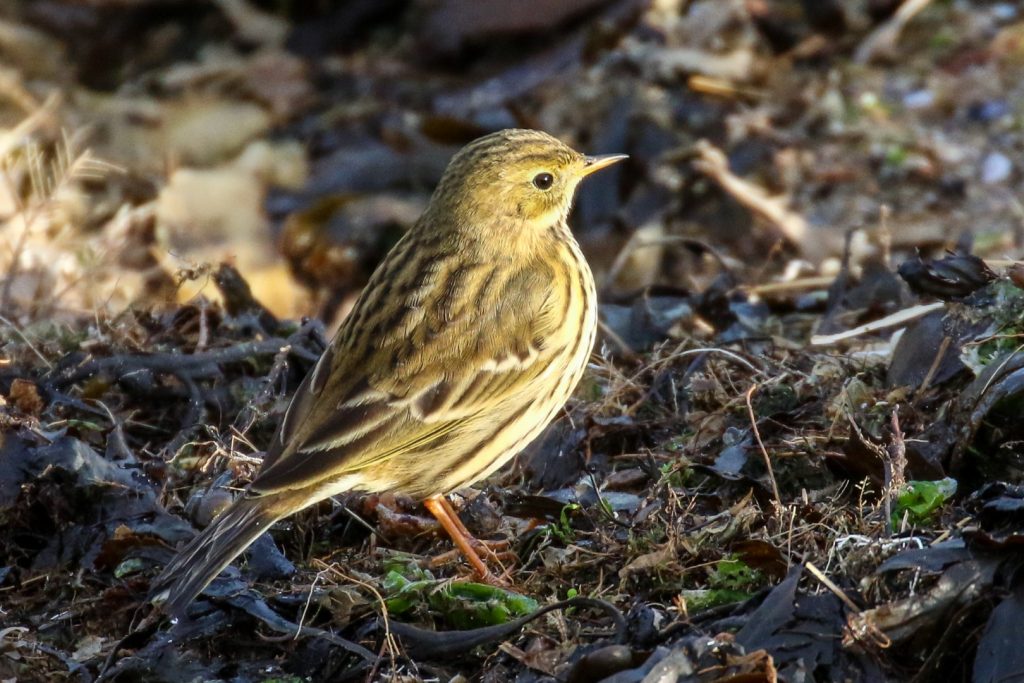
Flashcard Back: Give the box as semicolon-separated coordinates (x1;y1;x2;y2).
435;495;473;540
434;495;512;558
424;495;493;581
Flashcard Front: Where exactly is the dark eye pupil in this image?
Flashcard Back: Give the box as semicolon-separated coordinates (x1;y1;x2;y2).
533;173;554;190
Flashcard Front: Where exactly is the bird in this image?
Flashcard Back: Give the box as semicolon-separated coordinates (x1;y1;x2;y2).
149;129;627;616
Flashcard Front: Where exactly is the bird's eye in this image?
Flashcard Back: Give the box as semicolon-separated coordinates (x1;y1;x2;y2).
532;172;554;190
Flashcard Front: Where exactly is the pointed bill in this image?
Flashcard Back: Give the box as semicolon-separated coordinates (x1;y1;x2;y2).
581;153;628;177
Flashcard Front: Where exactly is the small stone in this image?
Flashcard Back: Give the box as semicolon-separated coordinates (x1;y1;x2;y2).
902;89;934;110
193;489;234;527
605;468;650;491
967;100;1010;123
981;152;1013;184
993;3;1018;21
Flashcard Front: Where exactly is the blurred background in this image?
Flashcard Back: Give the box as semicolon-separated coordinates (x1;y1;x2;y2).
4;0;1015;329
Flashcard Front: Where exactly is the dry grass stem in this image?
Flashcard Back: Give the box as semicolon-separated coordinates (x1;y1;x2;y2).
692;139;807;246
745;383;782;511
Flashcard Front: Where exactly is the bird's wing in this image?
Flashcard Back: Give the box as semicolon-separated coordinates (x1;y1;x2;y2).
248;248;570;496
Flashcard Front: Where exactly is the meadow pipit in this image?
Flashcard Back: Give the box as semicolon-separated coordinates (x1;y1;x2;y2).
151;129;627;615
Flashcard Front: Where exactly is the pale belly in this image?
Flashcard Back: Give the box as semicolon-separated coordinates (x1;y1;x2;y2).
437;270;598;494
350;242;598;500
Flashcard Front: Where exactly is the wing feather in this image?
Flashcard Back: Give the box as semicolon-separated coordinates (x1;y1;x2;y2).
249;245;567;496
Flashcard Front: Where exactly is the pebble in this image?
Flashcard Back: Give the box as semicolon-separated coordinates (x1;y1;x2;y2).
903;89;934;110
992;3;1018;21
981;151;1013;184
967;99;1010;123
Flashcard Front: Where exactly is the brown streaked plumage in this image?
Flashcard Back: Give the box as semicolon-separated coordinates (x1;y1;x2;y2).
150;129;627;615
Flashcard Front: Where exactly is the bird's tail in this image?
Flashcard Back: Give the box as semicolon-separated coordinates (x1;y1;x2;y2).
149;494;287;616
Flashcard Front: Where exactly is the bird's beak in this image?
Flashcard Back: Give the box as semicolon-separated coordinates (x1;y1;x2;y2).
581;153;628;177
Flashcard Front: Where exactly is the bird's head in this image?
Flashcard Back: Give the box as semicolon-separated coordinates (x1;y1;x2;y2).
428;129;627;244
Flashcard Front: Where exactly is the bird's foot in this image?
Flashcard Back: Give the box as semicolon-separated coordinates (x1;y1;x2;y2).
423;495;516;586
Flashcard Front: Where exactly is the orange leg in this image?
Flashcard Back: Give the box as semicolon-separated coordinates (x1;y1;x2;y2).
424;495;492;581
436;495;473;539
430;496;512;568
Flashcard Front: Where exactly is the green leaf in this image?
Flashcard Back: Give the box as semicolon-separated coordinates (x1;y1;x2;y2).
113;558;146;579
680;588;752;612
427;582;538;630
892;477;957;527
383;567;538;629
545;502;580;543
383;569;434;615
65;419;104;432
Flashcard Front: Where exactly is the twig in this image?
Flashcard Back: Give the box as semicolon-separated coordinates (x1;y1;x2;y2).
748;276;836;296
222;592;377;664
888;408;906;494
881;475;894;537
164;375;206;459
97;401;134;460
294;568;326;640
810;302;945;346
914;335;951;401
805;561;861;613
672;347;762;375
0;314;52;368
231;342;296;434
855;0;934;64
841;391;894;533
596;318;634;356
384;596;626;659
50;322;322;386
930;515;972;546
196;299;210;352
745;383;782;511
687;75;765;100
878;406;911;537
317;561;398;679
692;139;807;245
978;342;1024;399
878;205;892;270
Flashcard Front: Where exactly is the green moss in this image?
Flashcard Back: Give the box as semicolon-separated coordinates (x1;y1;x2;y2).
708;557;764;592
